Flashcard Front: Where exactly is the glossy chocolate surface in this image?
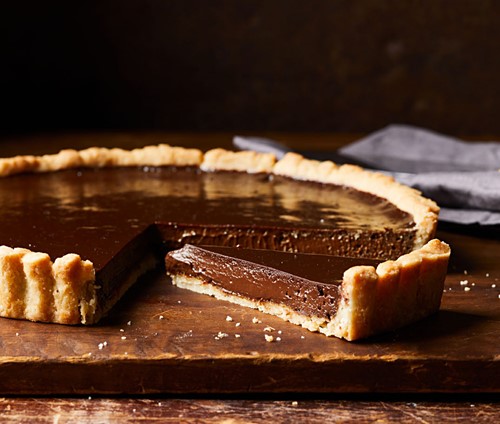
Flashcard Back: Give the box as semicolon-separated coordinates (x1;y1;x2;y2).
0;166;414;272
166;244;382;319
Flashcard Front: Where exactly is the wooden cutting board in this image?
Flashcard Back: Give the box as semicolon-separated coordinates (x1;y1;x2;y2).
0;230;498;395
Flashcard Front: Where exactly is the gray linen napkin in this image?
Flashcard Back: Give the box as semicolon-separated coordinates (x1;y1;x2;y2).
233;126;500;226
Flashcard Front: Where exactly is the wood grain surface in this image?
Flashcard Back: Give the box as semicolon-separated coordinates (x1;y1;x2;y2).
0;397;498;423
0;134;497;395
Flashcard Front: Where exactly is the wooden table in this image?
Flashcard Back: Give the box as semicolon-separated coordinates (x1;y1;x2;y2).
0;133;498;422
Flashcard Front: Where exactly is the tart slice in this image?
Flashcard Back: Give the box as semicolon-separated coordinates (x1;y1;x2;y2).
166;241;450;340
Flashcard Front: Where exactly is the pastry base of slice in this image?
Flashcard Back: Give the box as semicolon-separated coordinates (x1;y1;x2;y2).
166;240;450;341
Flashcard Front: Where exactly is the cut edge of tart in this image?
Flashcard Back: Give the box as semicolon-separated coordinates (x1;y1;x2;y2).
166;240;450;341
0;144;443;332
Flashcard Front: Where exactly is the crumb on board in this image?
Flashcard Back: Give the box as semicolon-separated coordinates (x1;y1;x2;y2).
460;280;468;286
215;332;229;340
235;322;241;327
263;326;275;332
127;321;132;326
226;315;233;322
252;317;262;324
265;334;274;342
464;287;471;292
235;334;241;338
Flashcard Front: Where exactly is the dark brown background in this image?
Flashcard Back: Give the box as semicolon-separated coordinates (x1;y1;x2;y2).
3;1;500;136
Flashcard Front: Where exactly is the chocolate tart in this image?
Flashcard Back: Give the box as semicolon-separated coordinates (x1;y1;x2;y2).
166;242;450;341
0;144;444;333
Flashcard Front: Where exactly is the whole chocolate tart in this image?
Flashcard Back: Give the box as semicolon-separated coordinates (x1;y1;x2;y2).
0;144;447;339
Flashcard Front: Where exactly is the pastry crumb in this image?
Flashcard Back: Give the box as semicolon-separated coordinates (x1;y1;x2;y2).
121;336;127;340
464;270;468;275
276;337;282;342
226;315;233;322
252;317;262;324
301;336;305;339
292;401;298;407
127;321;132;326
215;331;229;340
265;334;274;342
15;332;19;336
460;280;468;286
464;287;471;292
486;273;490;277
235;334;241;338
235;322;241;327
278;330;282;334
120;328;125;332
492;284;497;288
263;326;275;332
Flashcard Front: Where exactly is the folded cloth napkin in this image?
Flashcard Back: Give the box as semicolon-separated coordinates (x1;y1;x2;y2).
233;125;500;226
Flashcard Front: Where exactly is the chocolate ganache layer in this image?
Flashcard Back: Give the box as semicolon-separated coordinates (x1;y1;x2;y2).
166;244;382;320
0;166;415;269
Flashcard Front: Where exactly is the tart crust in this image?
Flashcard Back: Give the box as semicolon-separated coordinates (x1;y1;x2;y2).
0;145;443;332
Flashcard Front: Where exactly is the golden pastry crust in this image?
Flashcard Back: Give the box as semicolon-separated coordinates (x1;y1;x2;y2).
168;239;450;341
331;239;449;340
273;152;439;249
0;246;95;324
201;148;276;173
0;144;203;177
